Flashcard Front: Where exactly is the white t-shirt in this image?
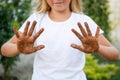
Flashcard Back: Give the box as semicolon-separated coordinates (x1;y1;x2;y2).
19;12;103;80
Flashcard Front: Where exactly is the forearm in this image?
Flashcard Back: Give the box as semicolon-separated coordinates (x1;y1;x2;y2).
1;42;19;57
97;45;120;61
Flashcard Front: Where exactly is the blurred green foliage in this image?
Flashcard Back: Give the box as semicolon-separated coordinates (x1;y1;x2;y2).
84;55;118;80
82;0;111;40
0;0;31;79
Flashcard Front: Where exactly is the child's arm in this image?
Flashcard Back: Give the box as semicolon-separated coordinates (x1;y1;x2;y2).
97;34;119;61
1;21;45;57
71;22;120;61
1;35;20;57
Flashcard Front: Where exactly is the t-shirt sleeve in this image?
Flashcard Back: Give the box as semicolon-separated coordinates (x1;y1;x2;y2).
84;15;104;36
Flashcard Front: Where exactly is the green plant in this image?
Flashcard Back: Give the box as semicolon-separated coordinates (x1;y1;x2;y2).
82;0;111;41
84;55;118;80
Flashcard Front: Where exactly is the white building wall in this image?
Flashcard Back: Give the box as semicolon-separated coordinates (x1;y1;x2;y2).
109;0;120;50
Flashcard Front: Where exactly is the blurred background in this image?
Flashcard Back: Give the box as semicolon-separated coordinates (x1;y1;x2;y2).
0;0;120;80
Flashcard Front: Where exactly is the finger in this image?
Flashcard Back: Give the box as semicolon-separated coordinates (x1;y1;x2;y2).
33;28;44;41
23;21;30;36
28;21;37;36
13;27;20;38
71;28;83;41
71;43;85;52
33;45;45;52
78;22;87;37
95;26;100;38
84;22;92;36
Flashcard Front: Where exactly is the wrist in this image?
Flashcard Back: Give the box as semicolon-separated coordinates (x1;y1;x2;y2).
96;45;103;54
15;44;21;54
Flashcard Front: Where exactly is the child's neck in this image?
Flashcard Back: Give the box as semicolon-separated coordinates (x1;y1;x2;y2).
48;10;72;22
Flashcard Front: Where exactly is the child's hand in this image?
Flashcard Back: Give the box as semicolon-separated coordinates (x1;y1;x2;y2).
71;22;100;53
13;21;45;54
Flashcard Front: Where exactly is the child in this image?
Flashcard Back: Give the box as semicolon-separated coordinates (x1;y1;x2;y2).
1;0;120;80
